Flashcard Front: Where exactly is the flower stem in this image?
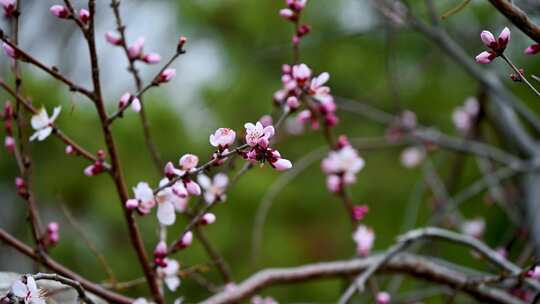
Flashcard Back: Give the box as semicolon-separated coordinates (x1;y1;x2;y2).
501;53;540;99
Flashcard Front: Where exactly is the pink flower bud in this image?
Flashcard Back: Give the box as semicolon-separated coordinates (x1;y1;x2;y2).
4;101;13;119
326;174;341;193
15;176;24;189
97;150;106;160
65;144;75;155
78;8;90;24
185;180;201;196
272;158;293;171
118;93;130;109
297;110;311;124
105;31;122;46
376;292;391;304
279;8;295;21
4;136;14;153
2;42;16;59
336;135;350;149
128;37;145;59
131;97;141;113
176;231;193;249
154;241;167;258
143;53;161;64
158;68;176;83
1;0;16;17
527;266;540;280
209;128;236;148
480;30;496;48
125;199;139;210
352;205;369;221
259;115;273;127
324;112;339;127
179;154;199;170
498;27;510;49
525;44;540;55
164;162;178;179
286;96;300;110
200;213;216;225
292;35;300;45
297;24;311;37
177;36;187;52
50;5;70;19
292;64;311;83
48;222;59;233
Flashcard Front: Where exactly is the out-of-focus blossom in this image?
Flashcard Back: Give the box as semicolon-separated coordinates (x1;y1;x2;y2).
155;178;188;225
2;42;16;59
4;136;14;153
46;222;60;245
321;142;364;192
352;205;369;221
353;225;375;256
175;231;193;250
461;218;485;239
527;266;540;280
376;292;391;304
118;93;141;113
143;53;161;64
105;31;122;46
158;258;180;292
198;173;228;204
200;213;216;225
453;97;480;134
400;146;425;168
251;295;278;304
30;106;61;141
525;44;540;55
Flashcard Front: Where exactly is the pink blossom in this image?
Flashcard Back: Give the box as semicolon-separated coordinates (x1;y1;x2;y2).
271;157;293;171
321;145;365;185
154;241;167;259
259;115;274;127
2;42;16;59
210;128;236;149
47;222;60;244
400;146;425;168
185;179;201;196
178;36;187;51
155;178;187;225
179;154;199;171
453;97;479;133
525;44;540;55
461;218;485;239
527;266;540;280
118;93;141;113
128;37;145;59
287;0;307;12
1;0;16;17
292;64;311;84
326;174;341;193
84;161;104;177
164;161;183;179
475;51;497;64
11;276;46;304
15;176;24;190
65;145;75;155
30;106;61;142
198;173;228;204
279;8;295;21
244;121;275;147
127;182;156;215
143;53;161;64
251;295;278;304
353;225;375;256
286;96;300;111
475;27;510;64
176;231;193;250
297;24;311;38
50;5;70;19
200;213;216;225
105;31;122;46
352;205;369;221
78;9;90;24
376;292;391;304
4;136;14;153
158;68;176;83
157;258;180;291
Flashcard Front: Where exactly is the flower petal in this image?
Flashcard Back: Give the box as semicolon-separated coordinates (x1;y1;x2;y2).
157;202;176;226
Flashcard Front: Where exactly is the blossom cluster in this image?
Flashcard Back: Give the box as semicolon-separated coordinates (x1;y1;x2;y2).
321;135;365;193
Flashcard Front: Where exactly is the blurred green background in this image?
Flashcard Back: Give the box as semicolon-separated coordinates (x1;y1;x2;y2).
1;0;539;302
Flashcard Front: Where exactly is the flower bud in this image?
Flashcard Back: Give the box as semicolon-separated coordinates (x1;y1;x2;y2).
50;5;70;19
105;31;122;46
125;199;139;210
200;213;216;225
78;9;90;24
4;136;14;153
157;68;176;83
176;231;193;249
143;53;161;64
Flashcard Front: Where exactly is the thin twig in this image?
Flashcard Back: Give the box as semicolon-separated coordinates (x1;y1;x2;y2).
33;273;95;304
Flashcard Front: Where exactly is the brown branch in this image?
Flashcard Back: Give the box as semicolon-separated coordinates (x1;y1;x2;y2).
0;34;94;99
488;0;540;44
201;252;525;304
81;2;163;302
0;229;133;304
33;273;95;304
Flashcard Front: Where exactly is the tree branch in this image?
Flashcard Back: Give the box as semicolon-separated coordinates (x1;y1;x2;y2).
488;0;540;44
